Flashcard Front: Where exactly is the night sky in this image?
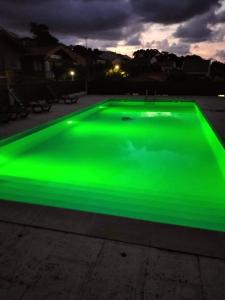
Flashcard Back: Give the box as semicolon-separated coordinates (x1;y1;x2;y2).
0;0;225;60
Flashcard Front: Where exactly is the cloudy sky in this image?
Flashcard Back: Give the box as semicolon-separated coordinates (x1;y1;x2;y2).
0;0;225;60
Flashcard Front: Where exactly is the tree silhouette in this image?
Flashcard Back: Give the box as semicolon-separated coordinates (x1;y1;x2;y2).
71;45;102;61
185;54;202;60
133;49;160;59
30;22;58;46
211;61;225;78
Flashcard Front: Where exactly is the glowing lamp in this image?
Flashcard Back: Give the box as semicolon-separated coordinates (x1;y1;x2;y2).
69;70;75;80
114;64;120;71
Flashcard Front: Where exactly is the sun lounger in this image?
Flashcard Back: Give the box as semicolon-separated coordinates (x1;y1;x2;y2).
12;86;52;113
0;88;29;122
8;88;29;118
47;84;86;104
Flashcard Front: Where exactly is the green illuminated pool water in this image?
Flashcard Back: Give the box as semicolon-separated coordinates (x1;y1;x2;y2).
0;100;224;232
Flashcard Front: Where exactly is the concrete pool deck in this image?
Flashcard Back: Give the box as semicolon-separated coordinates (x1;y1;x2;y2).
0;95;224;299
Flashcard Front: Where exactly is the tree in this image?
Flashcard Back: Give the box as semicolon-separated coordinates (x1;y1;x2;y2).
71;45;102;61
185;54;202;60
211;61;225;78
71;45;88;56
30;22;58;46
133;49;146;59
133;49;160;59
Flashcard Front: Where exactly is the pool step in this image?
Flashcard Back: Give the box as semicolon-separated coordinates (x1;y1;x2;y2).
0;175;225;232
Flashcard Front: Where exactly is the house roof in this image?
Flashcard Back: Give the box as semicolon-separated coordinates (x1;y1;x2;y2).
24;44;76;59
23;44;87;66
183;58;211;74
0;28;24;50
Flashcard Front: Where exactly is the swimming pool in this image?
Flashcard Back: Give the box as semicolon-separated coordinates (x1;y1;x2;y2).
0;100;224;232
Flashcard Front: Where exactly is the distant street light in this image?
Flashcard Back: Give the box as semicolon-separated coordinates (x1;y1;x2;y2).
114;64;120;71
70;70;75;80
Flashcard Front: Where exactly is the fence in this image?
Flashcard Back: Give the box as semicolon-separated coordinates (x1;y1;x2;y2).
88;79;225;96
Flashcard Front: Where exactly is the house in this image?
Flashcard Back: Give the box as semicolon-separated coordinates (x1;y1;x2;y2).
182;58;211;77
0;28;24;85
21;44;87;79
159;60;177;73
0;28;87;82
150;56;158;65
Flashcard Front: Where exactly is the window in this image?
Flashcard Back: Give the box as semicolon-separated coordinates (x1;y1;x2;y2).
33;61;43;72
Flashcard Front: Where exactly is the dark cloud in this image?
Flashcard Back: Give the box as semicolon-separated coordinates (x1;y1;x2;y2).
126;34;141;46
130;0;219;24
174;6;225;43
0;0;133;40
174;14;214;43
0;0;224;54
0;0;222;36
210;8;225;23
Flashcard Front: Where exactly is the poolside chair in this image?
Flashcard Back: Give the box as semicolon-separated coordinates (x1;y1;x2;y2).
0;88;29;122
47;84;85;104
8;88;29;118
61;92;80;104
13;85;52;113
46;85;61;103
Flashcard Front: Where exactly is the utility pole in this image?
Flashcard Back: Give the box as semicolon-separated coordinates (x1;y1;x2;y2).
84;37;89;93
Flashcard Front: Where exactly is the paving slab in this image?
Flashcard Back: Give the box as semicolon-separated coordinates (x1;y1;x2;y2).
21;233;103;300
22;256;92;300
0;221;224;300
147;248;200;284
1;201;224;259
143;279;202;300
0;277;27;300
200;256;225;300
78;240;148;300
140;247;203;300
0;224;57;285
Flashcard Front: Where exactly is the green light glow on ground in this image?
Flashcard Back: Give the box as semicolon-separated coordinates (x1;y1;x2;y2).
0;100;224;232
